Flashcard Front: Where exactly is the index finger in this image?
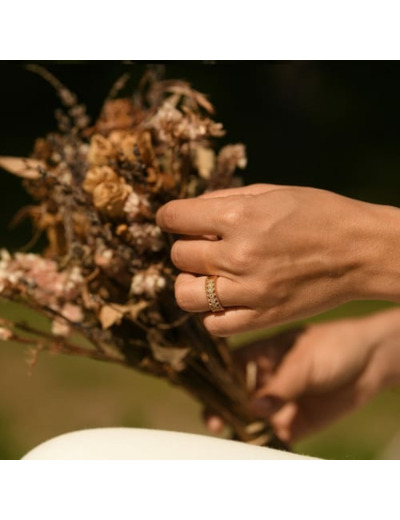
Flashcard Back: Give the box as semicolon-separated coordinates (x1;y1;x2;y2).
156;197;225;236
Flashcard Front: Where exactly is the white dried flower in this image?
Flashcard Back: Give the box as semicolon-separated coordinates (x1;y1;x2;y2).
128;223;164;252
123;192;150;221
130;268;166;298
52;320;70;337
64;266;84;297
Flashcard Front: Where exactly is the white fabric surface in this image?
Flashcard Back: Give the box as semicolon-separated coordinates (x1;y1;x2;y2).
22;427;314;460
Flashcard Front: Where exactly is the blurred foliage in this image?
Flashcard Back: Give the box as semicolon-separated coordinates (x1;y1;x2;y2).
1;62;400;459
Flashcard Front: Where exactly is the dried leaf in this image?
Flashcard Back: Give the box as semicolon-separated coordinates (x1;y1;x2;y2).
99;301;148;329
0;156;43;179
194;147;215;179
150;343;190;371
128;300;149;320
99;304;126;329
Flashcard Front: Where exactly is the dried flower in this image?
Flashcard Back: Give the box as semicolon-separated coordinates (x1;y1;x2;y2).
92;180;133;218
130;267;166;298
52;303;83;337
123;192;151;221
194;147;216;179
88;134;115;166
0;327;12;341
83;166;119;194
127;223;164;253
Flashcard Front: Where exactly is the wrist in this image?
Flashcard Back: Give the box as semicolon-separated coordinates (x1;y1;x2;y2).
346;202;400;302
360;308;400;389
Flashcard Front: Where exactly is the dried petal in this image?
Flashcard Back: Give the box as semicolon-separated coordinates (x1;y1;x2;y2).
99;304;126;329
0;156;44;179
194;147;215;179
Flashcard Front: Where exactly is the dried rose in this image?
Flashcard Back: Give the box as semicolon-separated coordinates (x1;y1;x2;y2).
92;180;132;218
83;166;119;194
88;134;114;166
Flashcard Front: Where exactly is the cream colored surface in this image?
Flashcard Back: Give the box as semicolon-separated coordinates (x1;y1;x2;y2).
22;428;314;460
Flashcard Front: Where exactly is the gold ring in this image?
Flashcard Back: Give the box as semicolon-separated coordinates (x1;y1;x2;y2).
205;275;225;313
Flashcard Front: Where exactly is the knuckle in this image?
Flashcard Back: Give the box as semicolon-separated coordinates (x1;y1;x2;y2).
220;200;245;229
232;244;254;272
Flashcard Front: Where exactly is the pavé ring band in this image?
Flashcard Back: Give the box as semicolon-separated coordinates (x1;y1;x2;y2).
205;275;225;313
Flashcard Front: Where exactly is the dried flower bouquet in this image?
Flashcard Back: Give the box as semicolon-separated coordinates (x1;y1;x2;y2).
0;66;287;449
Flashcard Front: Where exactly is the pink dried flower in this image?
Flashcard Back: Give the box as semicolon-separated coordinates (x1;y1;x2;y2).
0;327;12;341
51;303;83;337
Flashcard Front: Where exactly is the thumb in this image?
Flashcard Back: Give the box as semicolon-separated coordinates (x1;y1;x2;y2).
253;352;311;412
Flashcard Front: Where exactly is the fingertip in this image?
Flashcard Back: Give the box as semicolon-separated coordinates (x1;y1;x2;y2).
250;397;284;417
206;415;225;434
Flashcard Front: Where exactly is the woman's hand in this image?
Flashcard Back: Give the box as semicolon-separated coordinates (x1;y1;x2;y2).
205;308;400;443
156;184;400;336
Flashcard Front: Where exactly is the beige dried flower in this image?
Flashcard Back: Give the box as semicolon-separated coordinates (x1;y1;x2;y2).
92;180;133;218
117;133;139;163
217;144;247;171
83;166;119;194
88;134;114;166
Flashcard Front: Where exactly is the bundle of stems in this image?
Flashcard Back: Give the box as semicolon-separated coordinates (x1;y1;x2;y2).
0;65;287;449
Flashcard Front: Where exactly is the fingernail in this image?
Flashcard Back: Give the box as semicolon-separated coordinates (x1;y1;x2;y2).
250;397;283;417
